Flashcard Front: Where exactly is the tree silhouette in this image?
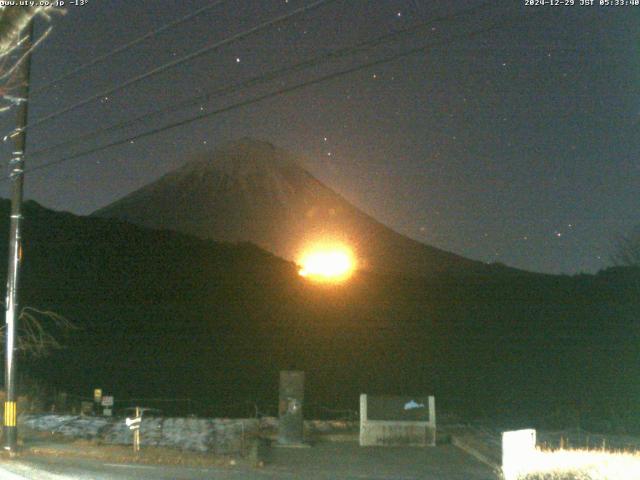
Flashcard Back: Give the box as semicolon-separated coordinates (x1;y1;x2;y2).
0;6;62;113
0;306;76;358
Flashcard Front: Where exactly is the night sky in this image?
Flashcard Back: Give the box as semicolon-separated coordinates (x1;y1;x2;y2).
0;0;638;275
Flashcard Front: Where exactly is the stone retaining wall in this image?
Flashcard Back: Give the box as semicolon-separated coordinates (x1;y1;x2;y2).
19;414;358;453
19;414;259;453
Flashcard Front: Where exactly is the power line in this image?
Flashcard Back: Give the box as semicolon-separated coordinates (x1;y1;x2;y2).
26;2;494;161
14;17;517;179
20;0;336;132
30;0;228;96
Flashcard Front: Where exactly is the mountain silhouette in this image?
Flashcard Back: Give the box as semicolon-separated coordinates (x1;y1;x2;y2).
94;138;500;277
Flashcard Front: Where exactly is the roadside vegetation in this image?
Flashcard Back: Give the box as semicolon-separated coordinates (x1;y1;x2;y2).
504;446;640;480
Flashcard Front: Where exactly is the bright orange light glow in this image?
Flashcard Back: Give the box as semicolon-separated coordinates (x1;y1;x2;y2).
298;244;355;282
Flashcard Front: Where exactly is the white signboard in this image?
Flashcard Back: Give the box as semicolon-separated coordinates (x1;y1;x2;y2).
101;395;114;407
126;416;141;430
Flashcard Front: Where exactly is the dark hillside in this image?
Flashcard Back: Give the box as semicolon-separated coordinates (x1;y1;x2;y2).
1;200;637;429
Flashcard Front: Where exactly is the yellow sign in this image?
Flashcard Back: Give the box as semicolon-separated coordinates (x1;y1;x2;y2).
4;401;16;427
93;388;102;402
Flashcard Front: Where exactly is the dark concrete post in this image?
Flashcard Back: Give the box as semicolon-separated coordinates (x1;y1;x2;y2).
278;370;304;445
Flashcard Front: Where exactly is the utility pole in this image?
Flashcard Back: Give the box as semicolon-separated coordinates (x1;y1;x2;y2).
3;20;34;453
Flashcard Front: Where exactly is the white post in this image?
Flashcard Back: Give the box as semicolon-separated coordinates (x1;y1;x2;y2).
133;406;141;453
359;394;367;446
428;396;436;429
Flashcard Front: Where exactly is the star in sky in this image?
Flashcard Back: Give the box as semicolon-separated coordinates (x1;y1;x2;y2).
13;0;637;275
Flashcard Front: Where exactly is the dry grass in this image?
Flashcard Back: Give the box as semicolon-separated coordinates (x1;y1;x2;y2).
504;446;640;480
23;436;256;469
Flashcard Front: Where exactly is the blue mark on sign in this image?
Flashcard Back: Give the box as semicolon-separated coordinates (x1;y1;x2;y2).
404;400;425;410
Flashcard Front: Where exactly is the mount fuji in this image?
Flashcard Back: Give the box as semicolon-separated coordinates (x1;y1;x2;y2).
94;138;502;277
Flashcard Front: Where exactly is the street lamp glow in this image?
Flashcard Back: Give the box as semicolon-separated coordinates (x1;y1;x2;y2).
298;245;355;282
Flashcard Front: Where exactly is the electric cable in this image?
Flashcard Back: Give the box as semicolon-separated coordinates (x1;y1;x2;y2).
30;0;228;96
26;1;493;160
20;0;336;132
14;17;516;179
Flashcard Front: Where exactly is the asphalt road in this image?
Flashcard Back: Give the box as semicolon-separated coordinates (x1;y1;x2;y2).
0;443;497;479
